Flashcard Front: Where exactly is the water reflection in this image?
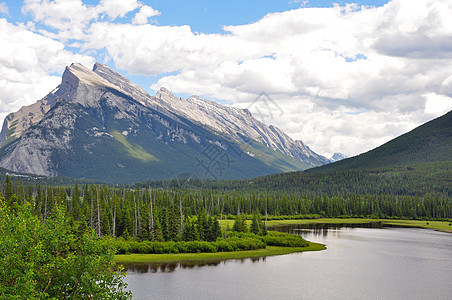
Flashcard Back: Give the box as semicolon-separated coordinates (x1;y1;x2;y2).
121;256;268;273
271;222;384;238
120;223;382;274
124;228;452;300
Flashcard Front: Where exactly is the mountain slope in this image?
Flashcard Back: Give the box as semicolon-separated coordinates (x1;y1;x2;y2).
90;63;328;167
0;63;328;183
308;110;452;173
145;86;328;167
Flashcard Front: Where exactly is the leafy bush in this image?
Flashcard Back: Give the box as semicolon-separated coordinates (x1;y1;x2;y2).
114;231;309;255
0;202;131;299
262;231;309;247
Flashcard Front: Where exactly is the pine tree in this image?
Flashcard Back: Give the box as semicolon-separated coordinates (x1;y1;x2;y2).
72;181;82;221
182;218;199;241
197;210;207;241
232;214;247;233
250;212;260;235
161;207;168;241
153;218;164;242
210;216;221;241
4;176;13;205
167;205;179;241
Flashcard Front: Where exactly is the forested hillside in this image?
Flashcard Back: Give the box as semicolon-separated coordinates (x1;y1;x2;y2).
309;110;452;172
146;161;452;197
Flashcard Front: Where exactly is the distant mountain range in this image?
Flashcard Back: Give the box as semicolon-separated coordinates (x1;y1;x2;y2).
0;63;330;183
329;153;348;163
200;110;451;194
309;110;452;173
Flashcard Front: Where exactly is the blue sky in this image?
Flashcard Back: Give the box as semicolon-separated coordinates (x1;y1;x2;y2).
0;0;451;157
5;1;391;33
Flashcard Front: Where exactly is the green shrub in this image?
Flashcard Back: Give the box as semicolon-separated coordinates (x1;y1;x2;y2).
115;231;308;255
262;231;309;247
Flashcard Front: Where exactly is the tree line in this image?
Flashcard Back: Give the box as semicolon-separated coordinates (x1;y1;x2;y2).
2;176;451;243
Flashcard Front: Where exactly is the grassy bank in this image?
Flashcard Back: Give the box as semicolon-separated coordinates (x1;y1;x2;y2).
265;218;452;232
114;243;325;264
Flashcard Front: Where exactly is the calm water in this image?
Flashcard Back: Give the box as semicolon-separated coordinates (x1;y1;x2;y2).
123;226;452;299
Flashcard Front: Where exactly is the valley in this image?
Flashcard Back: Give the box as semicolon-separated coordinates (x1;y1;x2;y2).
0;64;451;299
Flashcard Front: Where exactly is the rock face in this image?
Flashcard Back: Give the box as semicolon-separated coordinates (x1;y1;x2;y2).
148;88;329;167
0;63;329;183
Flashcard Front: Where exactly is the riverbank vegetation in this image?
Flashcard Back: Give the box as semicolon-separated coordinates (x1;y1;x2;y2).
114;244;326;264
114;231;309;255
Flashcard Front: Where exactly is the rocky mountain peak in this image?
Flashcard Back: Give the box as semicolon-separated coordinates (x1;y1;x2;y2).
0;62;331;182
155;87;179;102
56;63;119;106
66;63;112;87
93;63;150;106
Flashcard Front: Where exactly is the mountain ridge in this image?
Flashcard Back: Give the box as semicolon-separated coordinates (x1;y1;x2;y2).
0;63;328;183
308;109;452;173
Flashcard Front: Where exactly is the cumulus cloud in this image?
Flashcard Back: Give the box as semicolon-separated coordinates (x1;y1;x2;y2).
22;0;100;40
132;5;161;25
0;18;94;120
10;0;452;156
21;0;160;40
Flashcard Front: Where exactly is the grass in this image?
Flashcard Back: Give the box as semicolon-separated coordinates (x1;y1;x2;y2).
110;130;158;162
114;243;326;264
265;218;452;232
380;219;452;232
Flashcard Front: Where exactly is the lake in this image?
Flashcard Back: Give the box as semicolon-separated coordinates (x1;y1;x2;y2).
123;225;452;299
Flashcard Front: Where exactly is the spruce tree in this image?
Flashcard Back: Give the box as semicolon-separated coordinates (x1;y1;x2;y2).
72;181;81;221
250;212;260;235
167;205;179;241
197;210;207;241
211;216;221;241
4;176;13;205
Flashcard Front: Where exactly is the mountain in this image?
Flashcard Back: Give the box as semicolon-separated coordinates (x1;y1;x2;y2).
0;63;328;183
308;110;452;173
329;153;347;162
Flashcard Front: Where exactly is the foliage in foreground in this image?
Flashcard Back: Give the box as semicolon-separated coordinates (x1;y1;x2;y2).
0;199;131;300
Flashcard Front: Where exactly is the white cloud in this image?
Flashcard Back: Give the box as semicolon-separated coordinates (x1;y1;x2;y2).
424;93;452;115
85;22;257;75
132;5;160;25
22;0;101;40
10;0;452;156
21;0;159;40
99;0;140;19
0;18;94;121
0;2;8;15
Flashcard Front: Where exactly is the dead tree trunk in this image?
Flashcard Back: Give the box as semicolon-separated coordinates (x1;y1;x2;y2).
149;187;154;241
96;188;101;237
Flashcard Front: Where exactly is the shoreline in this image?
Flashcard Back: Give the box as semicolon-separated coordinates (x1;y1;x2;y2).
114;243;326;264
114;218;451;264
265;218;452;233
